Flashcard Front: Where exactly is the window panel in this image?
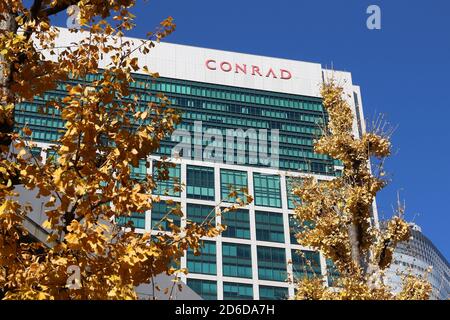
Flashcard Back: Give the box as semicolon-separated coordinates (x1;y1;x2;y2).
257;246;287;282
187;165;215;201
131;159;148;180
286;176;302;209
151;201;181;230
326;258;340;287
291;249;322;280
187;203;215;225
289;215;315;245
221;208;250;239
220;169;248;202
187;279;217;300
223;282;253;300
255;211;284;243
259;285;288;300
117;212;145;229
253;173;281;208
187;241;217;275
153;161;181;197
222;243;252;278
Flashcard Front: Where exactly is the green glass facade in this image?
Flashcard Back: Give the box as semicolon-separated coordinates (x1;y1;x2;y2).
186;165;215;200
220;169;248;202
259;286;289;300
286;176;302;210
187;279;217;300
222;243;252;279
187;203;215;225
15;75;338;175
257;246;287;282
151;201;181;230
187;241;217;275
255;211;285;243
326;258;340;287
153;161;181;197
253;173;282;208
221;208;250;239
291;250;322;280
223;282;253;300
117;212;146;229
131;159;148;180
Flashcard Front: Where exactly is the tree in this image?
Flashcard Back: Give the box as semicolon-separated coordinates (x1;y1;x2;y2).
291;79;431;300
0;1;251;299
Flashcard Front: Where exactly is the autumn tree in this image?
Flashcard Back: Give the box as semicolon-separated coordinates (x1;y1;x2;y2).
0;1;250;299
290;79;431;300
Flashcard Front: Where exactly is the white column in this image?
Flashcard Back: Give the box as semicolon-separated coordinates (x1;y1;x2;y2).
280;173;295;298
247;169;260;300
214;166;224;299
180;162;188;272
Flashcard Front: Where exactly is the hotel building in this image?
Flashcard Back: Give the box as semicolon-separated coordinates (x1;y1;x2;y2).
16;28;370;300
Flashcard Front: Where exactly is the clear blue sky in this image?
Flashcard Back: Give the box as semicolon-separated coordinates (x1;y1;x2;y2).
52;0;450;259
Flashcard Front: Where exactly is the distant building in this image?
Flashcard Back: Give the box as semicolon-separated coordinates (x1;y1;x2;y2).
384;223;450;300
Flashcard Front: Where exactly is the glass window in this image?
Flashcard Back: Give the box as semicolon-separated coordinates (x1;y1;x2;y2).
15;75;337;181
153;161;181;197
255;211;284;243
286;177;302;209
220;169;248;202
187;279;217;300
187;203;215;225
117;212;145;229
259;285;288;300
131;159;147;180
151;201;181;230
187;241;216;275
291;250;322;280
223;282;253;300
289;215;315;245
222;243;252;278
326;258;340;287
221;208;250;239
253;173;281;208
289;215;300;245
187;165;215;201
257;246;287;282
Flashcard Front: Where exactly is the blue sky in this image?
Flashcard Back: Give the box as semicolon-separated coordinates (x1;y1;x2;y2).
52;0;450;259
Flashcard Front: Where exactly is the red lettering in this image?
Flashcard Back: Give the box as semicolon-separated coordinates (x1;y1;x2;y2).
280;69;292;80
251;65;262;76
206;59;216;70
206;59;292;80
265;68;278;78
235;63;247;74
220;61;232;72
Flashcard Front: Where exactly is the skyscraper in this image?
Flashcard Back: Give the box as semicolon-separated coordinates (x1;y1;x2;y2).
383;223;450;300
16;28;369;300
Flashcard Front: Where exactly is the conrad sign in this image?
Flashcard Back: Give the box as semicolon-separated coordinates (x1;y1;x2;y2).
205;59;292;80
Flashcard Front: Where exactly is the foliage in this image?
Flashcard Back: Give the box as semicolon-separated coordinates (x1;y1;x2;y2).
0;1;251;299
291;80;431;300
